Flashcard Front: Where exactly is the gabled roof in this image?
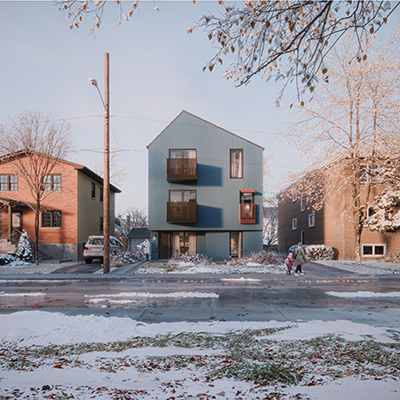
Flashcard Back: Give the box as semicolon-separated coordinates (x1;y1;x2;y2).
147;110;264;150
0;150;121;193
127;227;151;238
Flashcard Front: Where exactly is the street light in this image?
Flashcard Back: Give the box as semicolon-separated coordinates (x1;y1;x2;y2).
89;52;110;274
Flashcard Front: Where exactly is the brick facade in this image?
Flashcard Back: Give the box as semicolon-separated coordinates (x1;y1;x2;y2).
278;166;400;261
0;153;119;261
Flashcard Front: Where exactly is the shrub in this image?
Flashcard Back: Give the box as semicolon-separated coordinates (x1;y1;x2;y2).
227;251;283;266
305;245;334;261
170;253;212;265
381;251;400;264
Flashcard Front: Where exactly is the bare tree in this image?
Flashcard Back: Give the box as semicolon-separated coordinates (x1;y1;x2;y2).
115;207;148;245
90;147;127;186
58;1;398;100
0;111;72;264
192;1;399;102
281;31;400;262
263;197;278;251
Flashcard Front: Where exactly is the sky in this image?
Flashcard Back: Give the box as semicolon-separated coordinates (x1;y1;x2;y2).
0;0;307;215
1;1;398;215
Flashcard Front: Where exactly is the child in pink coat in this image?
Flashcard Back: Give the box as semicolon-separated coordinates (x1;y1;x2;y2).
285;253;294;275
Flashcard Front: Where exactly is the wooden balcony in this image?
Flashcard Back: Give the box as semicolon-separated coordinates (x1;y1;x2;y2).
167;158;197;182
167;201;197;223
239;203;256;224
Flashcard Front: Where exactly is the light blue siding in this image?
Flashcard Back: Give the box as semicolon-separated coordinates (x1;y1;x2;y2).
148;111;263;261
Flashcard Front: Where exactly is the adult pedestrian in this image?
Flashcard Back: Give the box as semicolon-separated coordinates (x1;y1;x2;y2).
141;238;151;261
293;242;307;275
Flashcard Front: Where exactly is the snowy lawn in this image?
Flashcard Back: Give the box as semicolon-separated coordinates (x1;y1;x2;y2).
0;312;399;399
138;261;287;275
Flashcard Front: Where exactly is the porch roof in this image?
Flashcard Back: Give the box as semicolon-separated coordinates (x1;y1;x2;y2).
0;197;30;209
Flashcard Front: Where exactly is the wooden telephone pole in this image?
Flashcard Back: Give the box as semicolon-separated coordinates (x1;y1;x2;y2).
103;52;110;274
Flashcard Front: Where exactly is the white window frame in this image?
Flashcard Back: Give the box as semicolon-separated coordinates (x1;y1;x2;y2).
301;195;305;212
362;244;386;257
292;218;297;230
308;213;315;228
292;194;297;203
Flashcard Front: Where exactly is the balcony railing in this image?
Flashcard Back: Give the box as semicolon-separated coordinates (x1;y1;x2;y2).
167;201;197;223
167;158;197;182
239;203;256;224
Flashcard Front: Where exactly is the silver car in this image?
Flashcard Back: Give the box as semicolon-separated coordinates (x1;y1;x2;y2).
83;236;124;264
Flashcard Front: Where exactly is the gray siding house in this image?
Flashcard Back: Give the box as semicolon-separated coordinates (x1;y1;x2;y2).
147;111;264;260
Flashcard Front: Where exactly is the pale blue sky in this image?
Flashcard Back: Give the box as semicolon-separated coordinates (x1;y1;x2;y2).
0;1;319;213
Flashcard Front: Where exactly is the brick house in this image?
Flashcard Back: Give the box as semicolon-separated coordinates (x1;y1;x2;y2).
0;152;120;261
278;162;400;261
148;111;264;260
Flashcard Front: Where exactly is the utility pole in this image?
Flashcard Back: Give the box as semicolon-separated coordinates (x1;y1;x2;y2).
103;52;110;274
89;53;111;274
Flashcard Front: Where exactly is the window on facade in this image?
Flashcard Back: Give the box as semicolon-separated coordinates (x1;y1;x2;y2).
100;217;104;233
308;213;315;228
169;190;196;202
0;175;18;191
301;195;306;212
230;232;242;257
42;211;62;228
169;149;197;159
43;174;61;191
172;232;196;256
91;182;96;199
100;187;103;203
292;194;297;202
230;149;243;178
292;218;297;230
362;244;386;256
360;165;378;183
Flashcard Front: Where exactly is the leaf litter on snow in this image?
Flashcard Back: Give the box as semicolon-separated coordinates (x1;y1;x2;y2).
1;319;399;399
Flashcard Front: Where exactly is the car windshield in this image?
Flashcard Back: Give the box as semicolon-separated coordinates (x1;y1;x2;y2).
88;239;103;245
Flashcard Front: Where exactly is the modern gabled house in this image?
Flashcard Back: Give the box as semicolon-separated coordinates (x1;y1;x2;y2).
278;160;400;260
0;151;120;261
147;111;264;260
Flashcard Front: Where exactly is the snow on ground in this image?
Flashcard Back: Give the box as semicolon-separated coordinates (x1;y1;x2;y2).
138;260;287;274
318;259;400;275
327;291;400;298
0;311;399;399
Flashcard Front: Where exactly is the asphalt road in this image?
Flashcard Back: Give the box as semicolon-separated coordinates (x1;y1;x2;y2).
1;262;399;327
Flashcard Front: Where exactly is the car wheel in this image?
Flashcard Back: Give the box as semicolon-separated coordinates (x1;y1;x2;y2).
85;258;92;264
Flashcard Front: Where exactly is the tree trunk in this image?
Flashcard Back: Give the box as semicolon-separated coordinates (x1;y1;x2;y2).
34;200;40;265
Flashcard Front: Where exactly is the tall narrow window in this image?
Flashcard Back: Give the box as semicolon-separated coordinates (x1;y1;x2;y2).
230;149;243;178
292;218;297;230
308;213;315;228
91;182;96;199
301;195;306;212
100;187;104;203
100;217;104;233
230;232;243;257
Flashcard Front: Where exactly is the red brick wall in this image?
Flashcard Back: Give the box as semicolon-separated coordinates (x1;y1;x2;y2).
0;157;78;245
279;165;400;260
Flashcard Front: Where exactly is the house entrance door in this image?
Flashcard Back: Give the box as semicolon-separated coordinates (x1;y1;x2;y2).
159;232;172;259
11;211;23;244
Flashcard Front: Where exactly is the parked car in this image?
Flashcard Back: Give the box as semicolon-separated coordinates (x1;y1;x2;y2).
83;236;124;264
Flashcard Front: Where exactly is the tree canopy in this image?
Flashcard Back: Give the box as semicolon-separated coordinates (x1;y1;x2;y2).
58;1;399;101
